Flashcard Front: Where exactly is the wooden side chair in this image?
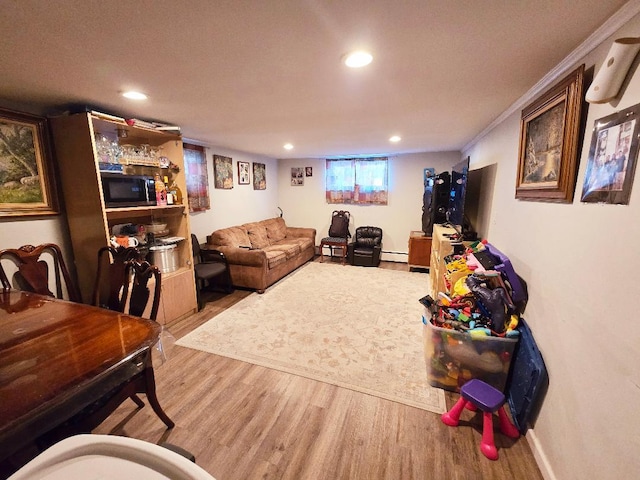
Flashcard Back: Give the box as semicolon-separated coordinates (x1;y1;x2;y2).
0;243;81;302
71;257;174;431
92;245;141;311
320;210;351;265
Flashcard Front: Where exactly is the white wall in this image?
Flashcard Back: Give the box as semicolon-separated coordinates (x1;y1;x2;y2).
187;146;280;244
463;13;640;480
277;153;460;261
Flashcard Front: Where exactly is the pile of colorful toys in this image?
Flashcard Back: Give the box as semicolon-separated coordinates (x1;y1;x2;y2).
424;240;523;338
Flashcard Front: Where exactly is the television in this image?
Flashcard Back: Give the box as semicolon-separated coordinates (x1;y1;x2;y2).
447;156;470;228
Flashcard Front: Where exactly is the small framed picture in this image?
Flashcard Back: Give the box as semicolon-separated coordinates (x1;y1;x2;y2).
305;166;313;177
291;167;304;186
238;161;250;185
581;103;640;204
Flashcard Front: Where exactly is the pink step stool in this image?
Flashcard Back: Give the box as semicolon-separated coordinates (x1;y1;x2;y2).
441;378;520;460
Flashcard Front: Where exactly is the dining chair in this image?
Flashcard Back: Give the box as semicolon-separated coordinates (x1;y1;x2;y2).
0;243;81;302
191;234;232;310
120;259;162;320
66;257;173;431
92;245;141;311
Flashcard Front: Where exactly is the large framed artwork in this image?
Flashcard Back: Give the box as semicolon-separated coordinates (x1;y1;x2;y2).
253;162;266;190
581;103;640;204
515;64;585;202
183;143;210;212
213;154;233;189
0;108;59;217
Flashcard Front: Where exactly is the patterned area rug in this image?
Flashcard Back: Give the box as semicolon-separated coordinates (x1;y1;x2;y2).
176;262;446;414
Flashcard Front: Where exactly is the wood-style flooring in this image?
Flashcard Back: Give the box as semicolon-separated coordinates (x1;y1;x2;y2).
94;258;544;479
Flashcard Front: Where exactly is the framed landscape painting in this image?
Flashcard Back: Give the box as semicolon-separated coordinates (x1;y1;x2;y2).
0;108;59;217
515;64;585;202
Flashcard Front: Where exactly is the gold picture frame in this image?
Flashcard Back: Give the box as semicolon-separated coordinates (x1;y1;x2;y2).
0;108;59;217
515;64;585;202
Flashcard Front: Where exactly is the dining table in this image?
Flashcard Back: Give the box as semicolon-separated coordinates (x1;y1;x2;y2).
0;289;174;475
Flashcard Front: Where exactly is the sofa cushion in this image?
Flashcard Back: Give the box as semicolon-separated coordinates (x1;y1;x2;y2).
264;249;287;268
285;237;314;251
244;222;271;249
264;217;287;243
264;243;300;260
210;226;251;248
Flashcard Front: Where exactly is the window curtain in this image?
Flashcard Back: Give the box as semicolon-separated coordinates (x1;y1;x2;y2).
325;157;388;205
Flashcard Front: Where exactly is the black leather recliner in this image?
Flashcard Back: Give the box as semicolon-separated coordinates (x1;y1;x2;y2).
347;226;383;267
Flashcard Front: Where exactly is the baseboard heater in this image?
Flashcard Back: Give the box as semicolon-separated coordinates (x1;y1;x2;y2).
381;250;408;263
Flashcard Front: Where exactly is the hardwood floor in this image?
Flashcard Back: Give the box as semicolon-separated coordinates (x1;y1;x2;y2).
94;258;543;479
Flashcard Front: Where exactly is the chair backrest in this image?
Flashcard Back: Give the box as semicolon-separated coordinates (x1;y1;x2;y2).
191;234;202;263
92;246;141;310
328;210;351;238
355;226;383;247
120;259;162;321
0;243;81;302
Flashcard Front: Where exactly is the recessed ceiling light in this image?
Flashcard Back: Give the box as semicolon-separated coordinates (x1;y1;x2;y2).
344;51;373;68
284;143;294;150
122;91;148;100
389;135;401;143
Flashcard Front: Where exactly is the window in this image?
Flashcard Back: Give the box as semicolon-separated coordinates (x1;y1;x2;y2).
325;157;388;205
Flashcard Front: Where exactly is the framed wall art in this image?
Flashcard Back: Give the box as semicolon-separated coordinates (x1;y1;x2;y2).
253;162;266;190
581;103;640;204
238;161;250;185
515;64;585;202
183;143;210;212
305;166;313;177
213;154;233;189
291;167;304;186
0;108;59;217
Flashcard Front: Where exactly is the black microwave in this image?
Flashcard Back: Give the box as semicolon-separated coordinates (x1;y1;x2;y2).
101;173;156;208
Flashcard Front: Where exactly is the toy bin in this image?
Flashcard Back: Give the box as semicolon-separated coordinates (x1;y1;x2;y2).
423;317;518;393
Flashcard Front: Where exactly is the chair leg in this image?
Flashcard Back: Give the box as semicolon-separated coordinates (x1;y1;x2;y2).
130;394;145;408
441;396;467;426
480;411;499;460
498;406;520;438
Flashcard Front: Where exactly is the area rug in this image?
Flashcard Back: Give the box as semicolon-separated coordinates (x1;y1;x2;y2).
176;262;446;414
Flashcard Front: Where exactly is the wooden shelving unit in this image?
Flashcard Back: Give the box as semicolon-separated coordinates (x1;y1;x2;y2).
50;111;197;324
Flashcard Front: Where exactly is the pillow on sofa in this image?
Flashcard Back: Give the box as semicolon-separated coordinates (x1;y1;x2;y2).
244;222;271;249
210;226;251;248
264;217;287;243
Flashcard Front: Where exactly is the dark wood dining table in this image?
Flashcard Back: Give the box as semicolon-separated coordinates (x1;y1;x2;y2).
0;290;173;474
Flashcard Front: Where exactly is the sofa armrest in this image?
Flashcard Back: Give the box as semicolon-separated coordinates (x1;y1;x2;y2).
213;246;267;267
286;227;316;240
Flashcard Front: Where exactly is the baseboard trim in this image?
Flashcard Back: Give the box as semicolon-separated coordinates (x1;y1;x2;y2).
526;428;557;480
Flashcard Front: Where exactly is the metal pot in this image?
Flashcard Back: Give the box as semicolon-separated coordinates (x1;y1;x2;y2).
148;244;178;273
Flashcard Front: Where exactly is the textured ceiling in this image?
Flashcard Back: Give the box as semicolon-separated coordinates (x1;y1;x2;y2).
0;0;630;158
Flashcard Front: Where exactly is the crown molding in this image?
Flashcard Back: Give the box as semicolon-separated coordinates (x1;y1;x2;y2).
463;0;640;153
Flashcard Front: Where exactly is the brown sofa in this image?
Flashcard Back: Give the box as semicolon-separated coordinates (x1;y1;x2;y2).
207;217;316;293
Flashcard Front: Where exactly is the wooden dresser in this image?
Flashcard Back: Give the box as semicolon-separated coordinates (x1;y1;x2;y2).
407;231;432;270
